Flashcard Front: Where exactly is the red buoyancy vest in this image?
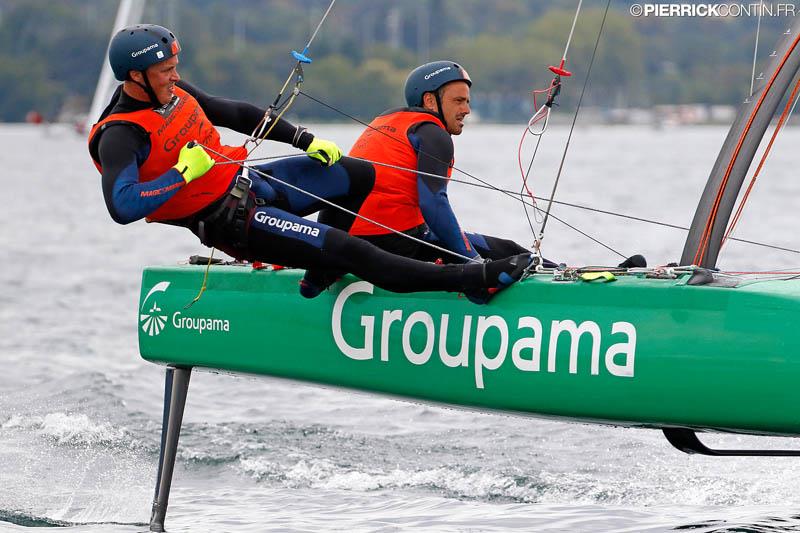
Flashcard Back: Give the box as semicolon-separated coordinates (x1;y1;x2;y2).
348;110;453;236
88;86;247;221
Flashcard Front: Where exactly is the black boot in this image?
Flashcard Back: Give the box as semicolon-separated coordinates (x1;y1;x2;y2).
464;253;535;305
299;269;343;298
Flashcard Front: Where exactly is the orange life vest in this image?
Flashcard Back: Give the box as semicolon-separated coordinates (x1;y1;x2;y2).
88;86;246;221
348;109;453;236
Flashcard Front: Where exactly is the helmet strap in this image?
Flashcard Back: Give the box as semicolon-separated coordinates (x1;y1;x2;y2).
433;91;448;131
130;71;161;106
142;71;162;106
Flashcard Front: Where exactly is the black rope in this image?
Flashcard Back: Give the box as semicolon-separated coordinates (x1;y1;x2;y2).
228;149;800;256
299;89;627;258
520;132;545;242
540;0;612;236
295;8;797;261
301;89;563;210
342;158;799;254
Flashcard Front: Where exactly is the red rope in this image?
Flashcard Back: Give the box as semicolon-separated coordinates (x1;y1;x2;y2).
721;75;800;249
693;31;800;266
516;81;562;201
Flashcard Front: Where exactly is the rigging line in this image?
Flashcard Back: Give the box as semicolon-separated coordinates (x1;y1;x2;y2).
722;234;800;254
517;1;585;248
300;88;552;214
518;86;563;232
519;129;545;239
722;75;800;249
694;28;800;266
248;66;301;148
215;153;313;165
729;274;800;286
297;90;626;257
520;190;538;245
257;90;301;142
185;249;215;308
244;152;682;229
727;269;800;275
304;0;337;50
198;143;481;264
519;87;563;234
787;83;800;118
519;0;584;242
208;144;626;259
538;0;612;238
229;153;800;255
247;0;337;149
348;154;676;226
520;186;539;243
750;0;765;97
299;89;514;195
300;89;458;170
560;0;584;67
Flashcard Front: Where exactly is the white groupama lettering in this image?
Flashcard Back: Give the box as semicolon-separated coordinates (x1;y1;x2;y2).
171;311;230;334
253;211;320;237
424;66;452;80
331;281;636;390
132;43;159;57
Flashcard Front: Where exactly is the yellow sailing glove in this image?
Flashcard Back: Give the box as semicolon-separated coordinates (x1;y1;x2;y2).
306;137;342;167
173;141;215;183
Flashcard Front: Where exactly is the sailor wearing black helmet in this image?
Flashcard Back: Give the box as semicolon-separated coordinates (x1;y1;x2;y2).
88;27;535;303
346;61;550;267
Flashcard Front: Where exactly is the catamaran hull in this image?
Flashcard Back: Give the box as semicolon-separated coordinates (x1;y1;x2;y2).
139;266;800;437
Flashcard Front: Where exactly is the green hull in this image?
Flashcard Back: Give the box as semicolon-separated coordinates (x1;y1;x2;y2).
139;266;800;436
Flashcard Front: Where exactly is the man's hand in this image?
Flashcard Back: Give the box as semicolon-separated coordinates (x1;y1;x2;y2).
306;137;342;167
173;142;215;183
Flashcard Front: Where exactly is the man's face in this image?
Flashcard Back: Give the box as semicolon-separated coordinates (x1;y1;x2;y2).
143;55;181;105
424;81;471;135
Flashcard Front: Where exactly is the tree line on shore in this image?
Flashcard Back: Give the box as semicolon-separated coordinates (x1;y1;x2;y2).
0;0;788;123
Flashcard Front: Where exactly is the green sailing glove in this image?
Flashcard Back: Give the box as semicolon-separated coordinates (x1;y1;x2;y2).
173;141;215;183
306;137;343;167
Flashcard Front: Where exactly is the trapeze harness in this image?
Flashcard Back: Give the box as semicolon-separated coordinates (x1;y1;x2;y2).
88;86;257;248
349;109;453;236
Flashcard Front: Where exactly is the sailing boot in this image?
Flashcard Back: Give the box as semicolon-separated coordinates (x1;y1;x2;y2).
463;253;536;305
299;269;343;299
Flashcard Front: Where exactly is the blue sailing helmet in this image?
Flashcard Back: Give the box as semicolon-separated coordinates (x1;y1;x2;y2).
109;24;181;81
404;61;472;107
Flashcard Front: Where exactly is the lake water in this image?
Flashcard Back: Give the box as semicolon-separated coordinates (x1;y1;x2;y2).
1;121;799;532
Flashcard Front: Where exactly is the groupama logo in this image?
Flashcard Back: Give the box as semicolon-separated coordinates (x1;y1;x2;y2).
331;281;637;390
139;281;231;337
140;281;170;336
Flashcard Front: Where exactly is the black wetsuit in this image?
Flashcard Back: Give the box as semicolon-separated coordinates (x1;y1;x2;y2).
93;82;528;296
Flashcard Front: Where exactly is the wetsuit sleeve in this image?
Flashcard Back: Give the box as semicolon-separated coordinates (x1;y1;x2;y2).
410;122;478;260
97;124;185;224
178;81;313;150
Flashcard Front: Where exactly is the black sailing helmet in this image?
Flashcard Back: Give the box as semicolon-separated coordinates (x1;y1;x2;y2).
108;24;181;104
403;60;472;108
109;24;181;80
